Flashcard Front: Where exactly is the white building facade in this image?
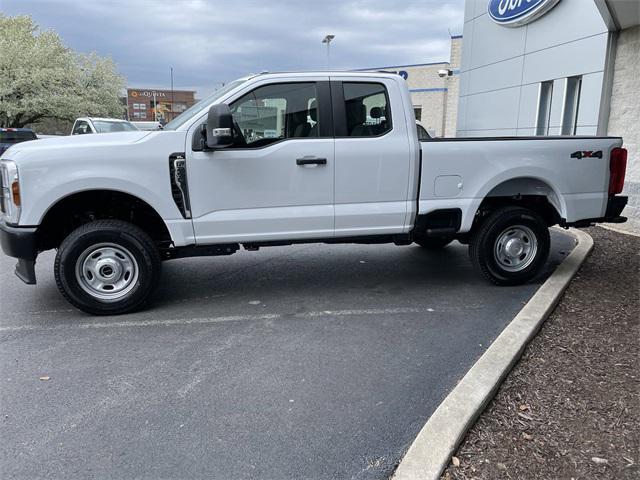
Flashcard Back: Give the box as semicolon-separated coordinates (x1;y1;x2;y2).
458;0;640;224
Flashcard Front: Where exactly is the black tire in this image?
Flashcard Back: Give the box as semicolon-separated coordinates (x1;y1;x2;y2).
415;237;454;249
54;220;161;315
469;206;550;286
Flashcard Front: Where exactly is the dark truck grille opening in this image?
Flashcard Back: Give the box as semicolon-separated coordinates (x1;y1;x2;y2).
169;153;191;218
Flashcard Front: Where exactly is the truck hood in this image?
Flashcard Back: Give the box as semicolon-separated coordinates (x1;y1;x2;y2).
0;131;153;160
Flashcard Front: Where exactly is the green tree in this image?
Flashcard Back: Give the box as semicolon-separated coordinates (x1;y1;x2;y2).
0;14;125;128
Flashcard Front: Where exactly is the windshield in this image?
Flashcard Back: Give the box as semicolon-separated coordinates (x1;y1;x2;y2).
162;80;246;131
92;121;138;133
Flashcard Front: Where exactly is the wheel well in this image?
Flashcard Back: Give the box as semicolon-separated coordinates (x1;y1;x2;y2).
474;194;561;229
37;190;172;251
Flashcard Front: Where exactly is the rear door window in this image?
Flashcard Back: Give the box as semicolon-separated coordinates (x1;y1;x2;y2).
342;82;391;137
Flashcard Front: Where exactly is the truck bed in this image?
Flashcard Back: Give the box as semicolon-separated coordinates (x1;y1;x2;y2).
419;136;623;233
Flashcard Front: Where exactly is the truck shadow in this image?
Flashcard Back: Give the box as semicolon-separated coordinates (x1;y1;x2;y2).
152;237;569;310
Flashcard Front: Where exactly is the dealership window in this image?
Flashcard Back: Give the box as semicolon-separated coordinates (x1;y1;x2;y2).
414;106;422;121
343;82;391;137
535;80;553;136
561;76;582;135
230;82;319;147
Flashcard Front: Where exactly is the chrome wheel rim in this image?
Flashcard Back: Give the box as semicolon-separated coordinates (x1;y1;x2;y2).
75;243;139;301
494;225;538;272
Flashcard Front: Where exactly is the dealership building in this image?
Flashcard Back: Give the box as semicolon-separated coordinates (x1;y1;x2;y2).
458;0;640;222
126;88;196;124
358;35;462;137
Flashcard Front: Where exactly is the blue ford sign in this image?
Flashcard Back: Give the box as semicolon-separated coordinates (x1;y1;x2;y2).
488;0;562;27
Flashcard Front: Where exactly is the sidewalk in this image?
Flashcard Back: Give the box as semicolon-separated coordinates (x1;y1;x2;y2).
441;226;640;480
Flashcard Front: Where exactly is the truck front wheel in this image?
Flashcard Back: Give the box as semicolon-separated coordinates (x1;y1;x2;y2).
469;206;550;286
54;220;161;315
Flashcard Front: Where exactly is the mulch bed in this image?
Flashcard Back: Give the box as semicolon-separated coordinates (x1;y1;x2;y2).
441;227;640;480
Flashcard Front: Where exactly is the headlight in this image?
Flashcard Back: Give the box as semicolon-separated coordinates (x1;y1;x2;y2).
0;160;21;225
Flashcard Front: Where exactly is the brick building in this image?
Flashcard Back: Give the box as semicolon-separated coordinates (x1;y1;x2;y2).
126;88;196;124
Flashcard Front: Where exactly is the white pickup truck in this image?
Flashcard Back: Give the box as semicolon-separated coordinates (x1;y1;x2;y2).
0;72;629;315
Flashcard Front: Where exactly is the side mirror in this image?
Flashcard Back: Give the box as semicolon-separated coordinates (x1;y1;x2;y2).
206;103;233;149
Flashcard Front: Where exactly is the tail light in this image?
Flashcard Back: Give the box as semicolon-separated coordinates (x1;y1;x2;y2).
609;147;627;195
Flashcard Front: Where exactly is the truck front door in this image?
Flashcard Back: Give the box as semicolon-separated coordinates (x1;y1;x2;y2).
186;78;334;244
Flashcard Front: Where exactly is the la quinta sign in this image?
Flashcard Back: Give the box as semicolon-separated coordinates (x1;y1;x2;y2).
488;0;561;27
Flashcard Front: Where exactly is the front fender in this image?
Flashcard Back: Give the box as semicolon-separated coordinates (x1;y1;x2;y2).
21;177;180;226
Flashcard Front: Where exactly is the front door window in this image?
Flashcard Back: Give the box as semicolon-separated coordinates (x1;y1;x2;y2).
229;83;319;148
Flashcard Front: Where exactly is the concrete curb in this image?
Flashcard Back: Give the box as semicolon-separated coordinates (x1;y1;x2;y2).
392;228;594;480
598;223;640;237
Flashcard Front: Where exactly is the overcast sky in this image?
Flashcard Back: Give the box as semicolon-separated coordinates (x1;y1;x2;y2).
2;0;465;97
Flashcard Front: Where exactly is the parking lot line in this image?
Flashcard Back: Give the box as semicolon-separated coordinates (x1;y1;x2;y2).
0;307;431;334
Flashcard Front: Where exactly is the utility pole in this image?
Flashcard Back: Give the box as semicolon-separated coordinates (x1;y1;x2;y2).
322;34;335;69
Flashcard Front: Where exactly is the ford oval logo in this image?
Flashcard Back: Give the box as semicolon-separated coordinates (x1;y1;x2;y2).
488;0;562;27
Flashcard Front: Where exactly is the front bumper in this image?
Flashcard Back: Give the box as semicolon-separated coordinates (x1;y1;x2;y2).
0;221;38;284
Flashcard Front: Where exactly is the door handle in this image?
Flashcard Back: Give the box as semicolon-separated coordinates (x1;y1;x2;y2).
296;157;327;166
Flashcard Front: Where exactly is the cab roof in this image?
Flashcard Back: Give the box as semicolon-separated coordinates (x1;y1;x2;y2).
247;70;402;80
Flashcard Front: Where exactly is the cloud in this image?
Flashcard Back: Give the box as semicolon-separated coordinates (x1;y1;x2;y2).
2;0;464;96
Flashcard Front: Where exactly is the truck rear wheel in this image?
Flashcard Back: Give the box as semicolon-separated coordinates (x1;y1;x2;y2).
469;206;550;286
54;220;161;315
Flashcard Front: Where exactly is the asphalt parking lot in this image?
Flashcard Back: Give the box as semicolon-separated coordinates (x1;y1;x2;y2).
0;230;575;480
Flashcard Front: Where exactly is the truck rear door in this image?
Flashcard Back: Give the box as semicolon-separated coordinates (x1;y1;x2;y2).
330;77;413;236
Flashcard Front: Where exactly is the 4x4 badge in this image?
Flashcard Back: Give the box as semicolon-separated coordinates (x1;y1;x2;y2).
571;150;603;159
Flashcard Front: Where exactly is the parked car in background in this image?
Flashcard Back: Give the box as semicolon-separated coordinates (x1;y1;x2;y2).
131;121;162;131
70;118;138;135
0;128;37;156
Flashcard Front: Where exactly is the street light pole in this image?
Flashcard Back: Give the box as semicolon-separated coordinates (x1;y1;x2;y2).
322;34;335;69
170;67;174;121
152;91;157;122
